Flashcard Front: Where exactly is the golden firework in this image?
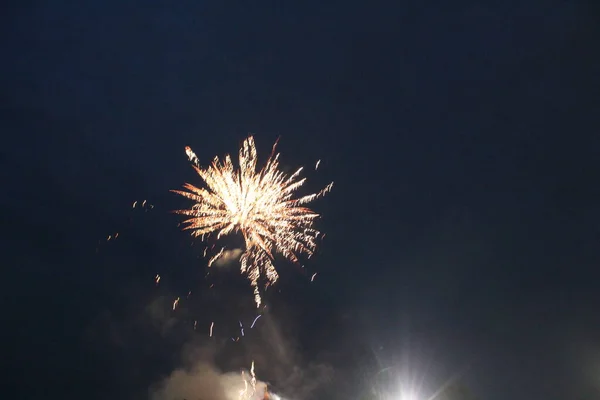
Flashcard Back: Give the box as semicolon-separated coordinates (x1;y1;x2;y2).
172;136;332;307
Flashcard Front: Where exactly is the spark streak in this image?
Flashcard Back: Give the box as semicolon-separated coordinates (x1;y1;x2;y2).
250;315;262;328
209;321;214;337
172;136;332;307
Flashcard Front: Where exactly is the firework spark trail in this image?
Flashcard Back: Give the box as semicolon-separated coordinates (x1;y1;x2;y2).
172;136;333;307
239;371;249;400
209;321;214;337
238;361;258;400
250;315;261;328
208;247;225;267
250;361;256;394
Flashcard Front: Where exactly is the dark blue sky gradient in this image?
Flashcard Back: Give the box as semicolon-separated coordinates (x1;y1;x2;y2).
2;1;600;399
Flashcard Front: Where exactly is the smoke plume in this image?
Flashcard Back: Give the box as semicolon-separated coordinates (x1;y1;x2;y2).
150;361;269;400
149;312;333;400
213;248;243;268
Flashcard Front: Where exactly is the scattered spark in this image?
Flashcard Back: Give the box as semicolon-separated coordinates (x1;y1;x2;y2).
250;315;262;328
132;199;153;210
194;320;197;330
172;136;333;307
155;274;161;285
311;273;317;282
104;232;119;241
185;145;199;165
187;290;192;298
172;297;180;311
209;321;214;337
239;320;245;337
315;159;321;170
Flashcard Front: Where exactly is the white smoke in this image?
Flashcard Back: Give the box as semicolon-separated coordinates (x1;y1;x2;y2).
213;248;244;268
150;361;270;400
148;309;331;400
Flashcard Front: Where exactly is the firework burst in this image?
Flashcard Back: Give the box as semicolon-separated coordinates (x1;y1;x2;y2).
172;136;332;307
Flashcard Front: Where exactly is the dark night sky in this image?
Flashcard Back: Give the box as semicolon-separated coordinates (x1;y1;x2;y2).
2;1;600;399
